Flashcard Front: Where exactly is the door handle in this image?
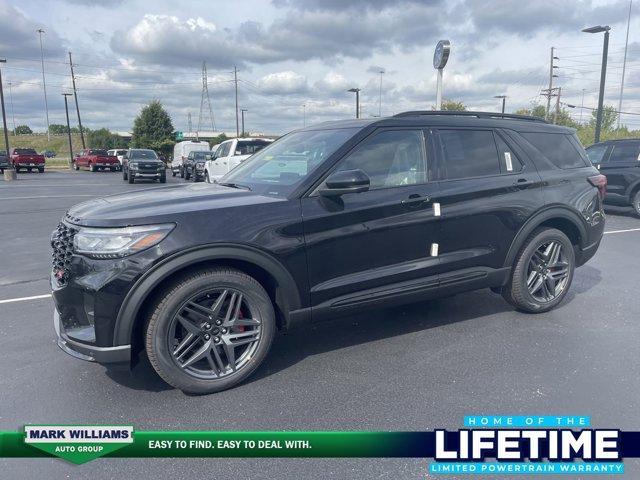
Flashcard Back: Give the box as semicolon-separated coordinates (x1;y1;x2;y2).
401;194;431;208
515;178;532;188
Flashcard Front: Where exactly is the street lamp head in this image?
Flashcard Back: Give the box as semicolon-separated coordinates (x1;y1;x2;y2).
348;88;361;93
493;95;507;99
0;59;6;64
37;28;45;34
582;25;610;33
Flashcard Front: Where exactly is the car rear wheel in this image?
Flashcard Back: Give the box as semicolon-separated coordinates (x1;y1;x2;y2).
89;163;96;172
38;167;44;173
632;191;640;218
145;268;275;394
172;170;177;177
73;162;79;171
160;173;166;183
180;167;184;179
27;167;32;173
122;170;128;180
502;228;575;313
128;173;134;184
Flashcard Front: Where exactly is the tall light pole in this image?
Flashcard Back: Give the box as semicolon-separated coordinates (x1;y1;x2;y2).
494;95;507;114
62;93;74;168
579;88;586;124
0;59;10;157
378;69;384;117
8;81;16;133
582;25;610;143
348;88;360;118
240;108;247;136
36;29;50;141
617;0;632;128
302;103;306;127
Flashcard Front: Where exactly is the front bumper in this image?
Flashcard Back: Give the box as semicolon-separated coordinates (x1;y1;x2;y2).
54;308;130;363
132;171;164;178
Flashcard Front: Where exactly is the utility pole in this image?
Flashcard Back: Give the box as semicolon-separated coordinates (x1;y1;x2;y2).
617;0;632;128
62;93;74;168
494;95;507;114
197;62;216;136
579;89;586;124
68;52;85;149
348;88;360;118
545;47;559;118
0;59;10;158
378;69;384;117
555;86;562;124
240;108;247;136
36;29;50;141
302;104;306;127
583;25;610;143
8;81;16;133
234;66;239;138
187;113;192;135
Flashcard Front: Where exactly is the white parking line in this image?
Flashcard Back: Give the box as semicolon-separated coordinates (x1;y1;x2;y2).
0;293;51;305
604;227;640;235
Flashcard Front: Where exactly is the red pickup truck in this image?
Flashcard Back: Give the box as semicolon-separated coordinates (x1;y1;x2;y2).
10;148;45;173
74;149;121;172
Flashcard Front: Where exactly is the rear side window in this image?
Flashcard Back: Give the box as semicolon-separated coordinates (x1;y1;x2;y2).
438;129;501;180
585;144;609;165
608;143;640;164
520;132;587;169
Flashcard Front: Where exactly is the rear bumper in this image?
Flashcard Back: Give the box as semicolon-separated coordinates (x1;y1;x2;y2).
576;239;601;267
54;308;131;364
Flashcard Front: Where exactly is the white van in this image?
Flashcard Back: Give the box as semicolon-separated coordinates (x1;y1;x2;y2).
204;138;273;183
172;140;210;177
107;149;128;165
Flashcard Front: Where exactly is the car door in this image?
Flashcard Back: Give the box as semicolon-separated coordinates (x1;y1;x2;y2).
599;142;640;202
301;128;441;319
212;141;232;177
433;127;544;284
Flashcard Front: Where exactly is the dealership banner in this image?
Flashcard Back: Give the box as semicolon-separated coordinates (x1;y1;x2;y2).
1;416;639;473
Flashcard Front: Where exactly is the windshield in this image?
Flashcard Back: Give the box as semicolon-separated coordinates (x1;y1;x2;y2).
192;151;212;161
130;150;158;160
220;128;358;197
236;140;271;155
15;149;37;155
89;149;108;155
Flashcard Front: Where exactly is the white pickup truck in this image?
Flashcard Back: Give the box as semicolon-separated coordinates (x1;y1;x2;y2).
204;138;273;183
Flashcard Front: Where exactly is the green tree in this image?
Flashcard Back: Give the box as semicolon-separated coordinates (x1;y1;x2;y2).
131;100;175;155
440;100;467;111
589;105;617;133
515;104;547;120
87;128;128;149
14;125;33;135
49;124;69;135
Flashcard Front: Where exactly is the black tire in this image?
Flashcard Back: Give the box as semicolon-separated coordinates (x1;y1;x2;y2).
73;162;79;171
128;173;134;184
172;170;176;177
14;166;19;173
180;167;184;179
27;167;32;173
502;228;575;313
145;268;276;394
123;170;128;181
632;190;640;218
160;174;166;183
89;163;96;172
38;167;44;173
185;168;191;180
205;172;210;183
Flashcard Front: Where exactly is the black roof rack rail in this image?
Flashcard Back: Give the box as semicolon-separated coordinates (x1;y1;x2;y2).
393;110;548;123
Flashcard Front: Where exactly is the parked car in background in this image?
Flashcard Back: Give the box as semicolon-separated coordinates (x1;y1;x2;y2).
586;138;640;217
74;149;121;172
183;150;213;182
51;111;605;394
204;137;273;183
122;149;166;184
40;150;56;158
10;148;45;173
0;150;10;173
107;149;128;165
172;140;210;178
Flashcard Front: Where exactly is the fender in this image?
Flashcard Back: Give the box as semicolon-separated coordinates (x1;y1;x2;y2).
113;244;302;346
502;206;588;270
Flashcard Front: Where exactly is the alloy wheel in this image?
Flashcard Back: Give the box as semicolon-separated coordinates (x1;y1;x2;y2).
168;288;262;379
526;240;570;303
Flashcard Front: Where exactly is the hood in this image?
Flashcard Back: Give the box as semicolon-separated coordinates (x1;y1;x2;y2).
130;158;163;164
65;183;283;227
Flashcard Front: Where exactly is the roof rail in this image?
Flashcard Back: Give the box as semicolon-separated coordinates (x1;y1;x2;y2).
393;110;548;123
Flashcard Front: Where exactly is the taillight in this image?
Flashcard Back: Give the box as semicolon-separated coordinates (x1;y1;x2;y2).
588;174;607;198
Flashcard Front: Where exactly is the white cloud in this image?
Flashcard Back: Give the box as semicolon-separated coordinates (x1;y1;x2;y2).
257;71;308;94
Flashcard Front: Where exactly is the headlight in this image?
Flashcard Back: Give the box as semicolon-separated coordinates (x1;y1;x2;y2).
129;163;138;170
73;224;175;258
196;163;205;170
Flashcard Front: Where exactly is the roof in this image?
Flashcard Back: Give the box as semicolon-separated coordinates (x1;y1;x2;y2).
300;111;574;134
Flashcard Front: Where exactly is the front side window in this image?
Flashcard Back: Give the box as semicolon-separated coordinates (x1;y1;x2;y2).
333;129;427;189
217;142;232;158
438;129;501;180
236;140;271;155
608;143;640;164
221;128;358;197
585;144;609;165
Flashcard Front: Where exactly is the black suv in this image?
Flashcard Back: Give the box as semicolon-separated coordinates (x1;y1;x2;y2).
51;111;605;394
122;149;166;184
585;138;640;216
183;150;213;182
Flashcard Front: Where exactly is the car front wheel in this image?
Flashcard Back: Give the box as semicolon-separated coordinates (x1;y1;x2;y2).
502;228;575;313
145;268;275;394
632;191;640;218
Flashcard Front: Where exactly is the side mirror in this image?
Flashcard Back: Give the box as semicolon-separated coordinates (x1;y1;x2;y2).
319;169;370;197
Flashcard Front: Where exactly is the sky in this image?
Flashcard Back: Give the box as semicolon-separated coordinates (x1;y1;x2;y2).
1;0;639;135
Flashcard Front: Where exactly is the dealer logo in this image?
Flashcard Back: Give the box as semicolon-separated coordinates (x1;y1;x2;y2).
24;425;134;464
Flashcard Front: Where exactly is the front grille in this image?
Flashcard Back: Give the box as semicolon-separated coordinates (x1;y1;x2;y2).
51;222;77;285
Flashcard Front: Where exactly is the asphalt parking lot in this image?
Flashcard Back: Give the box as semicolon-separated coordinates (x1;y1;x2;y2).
1;170;639;479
